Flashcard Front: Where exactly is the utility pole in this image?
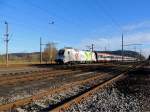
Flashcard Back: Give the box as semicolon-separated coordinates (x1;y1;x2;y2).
91;44;94;52
40;37;42;64
139;49;142;61
121;33;124;62
104;46;107;52
134;46;136;52
4;21;9;67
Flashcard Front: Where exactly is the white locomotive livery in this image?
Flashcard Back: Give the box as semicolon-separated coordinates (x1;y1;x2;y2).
55;48;96;64
55;48;136;64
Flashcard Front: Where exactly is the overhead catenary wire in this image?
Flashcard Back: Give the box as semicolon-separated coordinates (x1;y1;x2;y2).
2;0;86;39
1;1;50;21
96;0;146;59
95;0;126;61
96;0;123;33
23;0;81;27
0;18;45;36
0;1;55;35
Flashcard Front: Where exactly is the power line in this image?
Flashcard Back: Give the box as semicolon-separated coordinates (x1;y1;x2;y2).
86;44;95;52
0;1;55;34
1;1;49;21
94;0;124;47
24;0;81;28
96;0;123;32
0;17;44;34
0;17;50;36
96;0;127;61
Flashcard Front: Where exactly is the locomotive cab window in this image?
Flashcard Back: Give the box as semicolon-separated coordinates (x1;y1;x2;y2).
58;50;64;55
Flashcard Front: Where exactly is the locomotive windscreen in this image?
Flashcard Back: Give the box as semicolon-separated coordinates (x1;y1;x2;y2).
58;50;64;55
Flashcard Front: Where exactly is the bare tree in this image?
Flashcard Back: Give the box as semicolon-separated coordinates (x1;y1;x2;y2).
43;42;57;64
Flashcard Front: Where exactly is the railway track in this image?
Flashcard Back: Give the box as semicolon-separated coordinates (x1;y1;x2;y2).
0;62;145;112
0;64;108;101
0;62;144;112
50;62;146;112
0;73;109;111
0;64;124;87
0;70;81;86
0;69;92;105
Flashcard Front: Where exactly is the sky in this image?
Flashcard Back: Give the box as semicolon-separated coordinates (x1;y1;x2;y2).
0;0;150;57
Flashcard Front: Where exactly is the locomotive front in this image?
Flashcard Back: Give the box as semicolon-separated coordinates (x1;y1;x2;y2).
55;49;65;64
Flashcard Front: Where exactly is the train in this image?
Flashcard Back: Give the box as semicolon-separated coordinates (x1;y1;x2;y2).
55;48;137;64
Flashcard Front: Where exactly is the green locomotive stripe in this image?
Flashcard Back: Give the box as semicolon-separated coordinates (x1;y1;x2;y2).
84;51;92;60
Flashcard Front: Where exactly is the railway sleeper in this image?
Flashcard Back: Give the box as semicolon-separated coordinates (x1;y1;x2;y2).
13;77;101;111
1;64;141;112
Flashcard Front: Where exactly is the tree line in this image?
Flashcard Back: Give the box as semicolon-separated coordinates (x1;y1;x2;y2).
0;42;58;64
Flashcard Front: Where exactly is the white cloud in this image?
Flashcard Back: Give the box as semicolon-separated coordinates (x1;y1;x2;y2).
122;21;150;32
125;32;150;44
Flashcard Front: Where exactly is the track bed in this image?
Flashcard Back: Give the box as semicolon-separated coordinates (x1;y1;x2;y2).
0;63;131;111
61;63;150;112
